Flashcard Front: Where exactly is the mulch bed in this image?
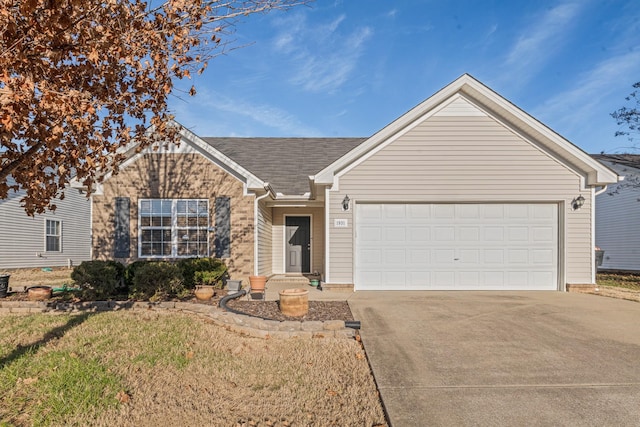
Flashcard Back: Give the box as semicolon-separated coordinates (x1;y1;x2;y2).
225;299;354;322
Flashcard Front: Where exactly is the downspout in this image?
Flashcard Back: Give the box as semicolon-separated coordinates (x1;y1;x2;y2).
594;185;608;196
254;183;275;275
591;185;608;285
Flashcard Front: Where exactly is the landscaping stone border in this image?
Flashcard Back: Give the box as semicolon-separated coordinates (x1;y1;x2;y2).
0;300;357;340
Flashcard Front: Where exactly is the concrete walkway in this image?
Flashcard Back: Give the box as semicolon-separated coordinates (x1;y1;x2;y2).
258;280;353;301
348;291;640;426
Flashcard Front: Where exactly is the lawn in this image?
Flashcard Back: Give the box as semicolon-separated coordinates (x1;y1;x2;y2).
596;272;640;291
0;311;387;426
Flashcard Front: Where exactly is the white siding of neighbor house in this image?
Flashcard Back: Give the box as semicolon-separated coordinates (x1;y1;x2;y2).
257;201;273;276
0;188;92;269
595;163;640;271
271;207;324;275
327;100;592;286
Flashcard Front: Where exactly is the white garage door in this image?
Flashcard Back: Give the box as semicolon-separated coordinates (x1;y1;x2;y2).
355;203;558;290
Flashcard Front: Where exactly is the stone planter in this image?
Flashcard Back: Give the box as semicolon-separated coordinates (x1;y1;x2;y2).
28;286;52;301
279;288;309;317
194;285;215;301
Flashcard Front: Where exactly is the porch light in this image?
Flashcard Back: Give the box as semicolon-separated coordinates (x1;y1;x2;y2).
572;195;585;210
342;195;350;211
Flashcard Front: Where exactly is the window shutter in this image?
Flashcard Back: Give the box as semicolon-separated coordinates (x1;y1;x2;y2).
215;197;231;258
114;197;130;258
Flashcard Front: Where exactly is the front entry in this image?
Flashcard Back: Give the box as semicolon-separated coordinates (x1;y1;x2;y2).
285;216;311;273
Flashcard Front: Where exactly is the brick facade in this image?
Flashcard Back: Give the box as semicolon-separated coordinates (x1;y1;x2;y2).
92;153;255;282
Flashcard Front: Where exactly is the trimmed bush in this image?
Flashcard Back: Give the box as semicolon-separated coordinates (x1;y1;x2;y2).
71;260;125;299
177;257;228;289
130;262;183;301
124;260;149;289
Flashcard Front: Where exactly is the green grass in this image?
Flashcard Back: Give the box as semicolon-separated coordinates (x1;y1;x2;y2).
0;314;123;425
596;272;640;291
0;311;386;426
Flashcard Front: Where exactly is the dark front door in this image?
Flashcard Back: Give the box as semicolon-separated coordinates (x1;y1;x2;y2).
285;216;311;273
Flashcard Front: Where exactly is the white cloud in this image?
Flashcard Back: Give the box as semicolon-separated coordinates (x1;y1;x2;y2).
501;2;583;85
271;12;373;93
173;87;321;136
533;49;640;130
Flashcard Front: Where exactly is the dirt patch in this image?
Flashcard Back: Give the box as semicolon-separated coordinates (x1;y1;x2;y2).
0;266;73;289
574;285;640;303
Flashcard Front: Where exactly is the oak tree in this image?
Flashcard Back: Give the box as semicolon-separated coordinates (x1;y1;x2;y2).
0;0;305;214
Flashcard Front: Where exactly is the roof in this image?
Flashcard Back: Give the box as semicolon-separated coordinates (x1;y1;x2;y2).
591;154;640;170
201;137;366;195
315;74;620;187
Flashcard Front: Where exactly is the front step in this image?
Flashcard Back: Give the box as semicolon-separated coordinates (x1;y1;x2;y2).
320;283;354;292
266;275;310;286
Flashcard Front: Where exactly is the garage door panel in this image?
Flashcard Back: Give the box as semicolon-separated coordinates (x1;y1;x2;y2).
484;249;504;264
409;249;429;264
356;203;558;290
459;227;480;241
484;271;505;286
410;227;430;242
483;227;504;241
459;271;480;286
434;271;455;286
384;204;406;219
434;227;455;241
384;227;406;241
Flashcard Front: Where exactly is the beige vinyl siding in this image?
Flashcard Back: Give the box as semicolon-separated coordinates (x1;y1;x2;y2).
328;111;592;285
595;164;640;271
257;201;273;276
0;189;91;269
271;207;324;275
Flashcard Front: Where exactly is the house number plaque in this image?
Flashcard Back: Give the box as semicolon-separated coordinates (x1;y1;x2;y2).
334;219;348;228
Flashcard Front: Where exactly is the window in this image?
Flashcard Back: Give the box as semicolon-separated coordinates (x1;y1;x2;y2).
139;199;209;258
45;219;61;252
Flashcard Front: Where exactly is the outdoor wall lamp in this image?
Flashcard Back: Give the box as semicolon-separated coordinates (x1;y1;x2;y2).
572;195;585;210
342;195;350;211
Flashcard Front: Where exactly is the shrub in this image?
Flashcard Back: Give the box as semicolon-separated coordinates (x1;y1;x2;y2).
194;270;226;288
177;257;228;289
71;260;125;299
124;260;149;289
130;262;183;301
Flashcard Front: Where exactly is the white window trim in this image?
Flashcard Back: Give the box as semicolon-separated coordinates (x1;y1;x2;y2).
44;219;62;252
138;198;210;259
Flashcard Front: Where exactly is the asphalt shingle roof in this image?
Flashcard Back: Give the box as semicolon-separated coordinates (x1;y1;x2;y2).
591;153;640;169
202;137;367;195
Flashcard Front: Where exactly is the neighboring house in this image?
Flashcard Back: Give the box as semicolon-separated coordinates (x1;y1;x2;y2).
0;184;92;269
90;74;618;291
593;154;640;271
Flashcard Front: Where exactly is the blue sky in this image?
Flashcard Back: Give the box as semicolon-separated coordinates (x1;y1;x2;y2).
169;0;640;154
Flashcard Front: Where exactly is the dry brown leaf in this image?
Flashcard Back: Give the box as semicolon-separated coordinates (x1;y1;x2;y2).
116;390;131;403
22;377;38;385
185;350;194;359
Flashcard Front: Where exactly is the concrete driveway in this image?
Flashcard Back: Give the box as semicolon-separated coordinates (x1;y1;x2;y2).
348;291;640;426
